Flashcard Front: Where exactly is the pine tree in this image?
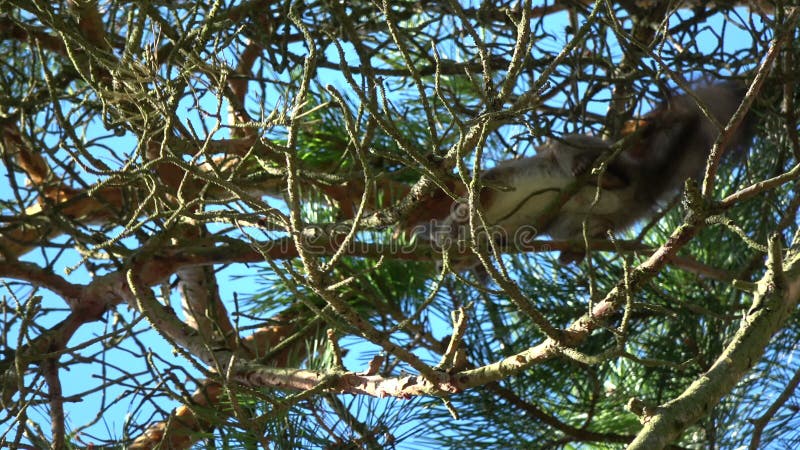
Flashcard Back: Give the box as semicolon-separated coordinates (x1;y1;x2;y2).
1;1;799;448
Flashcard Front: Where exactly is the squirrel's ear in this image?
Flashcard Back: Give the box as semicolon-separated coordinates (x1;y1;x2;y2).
401;179;466;236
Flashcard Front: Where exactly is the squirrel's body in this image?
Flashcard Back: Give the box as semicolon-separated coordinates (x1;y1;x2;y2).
416;82;753;265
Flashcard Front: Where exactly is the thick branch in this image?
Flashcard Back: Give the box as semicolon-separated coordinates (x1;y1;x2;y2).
628;237;800;448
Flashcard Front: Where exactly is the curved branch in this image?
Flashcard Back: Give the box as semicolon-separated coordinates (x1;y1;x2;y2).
629;236;800;448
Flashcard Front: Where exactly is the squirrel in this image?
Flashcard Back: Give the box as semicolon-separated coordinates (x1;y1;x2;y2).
412;82;753;267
